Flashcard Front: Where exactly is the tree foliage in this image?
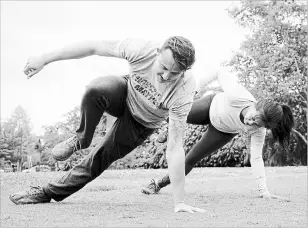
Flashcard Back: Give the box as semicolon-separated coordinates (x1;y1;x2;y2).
2;1;306;171
226;0;307;165
0;106;36;170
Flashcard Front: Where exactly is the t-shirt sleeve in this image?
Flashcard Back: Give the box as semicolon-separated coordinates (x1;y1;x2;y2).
115;38;159;72
216;67;256;104
168;77;196;122
169;95;194;122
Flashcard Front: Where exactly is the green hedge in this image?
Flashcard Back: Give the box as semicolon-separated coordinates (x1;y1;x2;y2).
59;121;306;171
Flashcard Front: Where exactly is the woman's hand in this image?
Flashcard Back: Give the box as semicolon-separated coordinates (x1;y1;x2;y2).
260;191;290;202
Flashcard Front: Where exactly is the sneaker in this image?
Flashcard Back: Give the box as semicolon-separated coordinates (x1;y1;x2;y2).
52;136;81;161
9;186;51;205
141;179;161;195
157;129;168;143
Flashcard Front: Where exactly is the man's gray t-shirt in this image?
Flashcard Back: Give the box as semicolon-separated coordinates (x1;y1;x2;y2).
115;38;196;128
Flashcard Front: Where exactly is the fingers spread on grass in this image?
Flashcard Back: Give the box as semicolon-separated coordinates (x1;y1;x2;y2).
192;207;206;213
174;204;206;214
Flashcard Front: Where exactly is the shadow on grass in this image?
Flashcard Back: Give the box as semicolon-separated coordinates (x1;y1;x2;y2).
84;185;117;192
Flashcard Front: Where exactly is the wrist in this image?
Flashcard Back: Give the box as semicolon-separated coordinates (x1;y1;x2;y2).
41;53;54;65
174;201;184;206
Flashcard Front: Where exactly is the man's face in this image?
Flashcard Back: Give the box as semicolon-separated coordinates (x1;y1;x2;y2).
153;48;184;83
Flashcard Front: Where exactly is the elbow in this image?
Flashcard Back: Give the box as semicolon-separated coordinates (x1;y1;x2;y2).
88;41;101;56
89;48;97;56
250;155;263;165
166;145;184;164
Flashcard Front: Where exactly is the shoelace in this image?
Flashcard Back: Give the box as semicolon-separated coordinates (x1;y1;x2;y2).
26;186;44;196
148;179;160;193
66;136;81;152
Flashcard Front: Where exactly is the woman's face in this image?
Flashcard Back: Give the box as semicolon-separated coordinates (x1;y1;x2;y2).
243;105;265;128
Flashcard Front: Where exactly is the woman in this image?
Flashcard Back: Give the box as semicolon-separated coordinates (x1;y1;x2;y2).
141;68;294;201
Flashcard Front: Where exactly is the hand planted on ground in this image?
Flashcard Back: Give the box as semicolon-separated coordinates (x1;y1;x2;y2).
174;202;207;214
260;191;290;202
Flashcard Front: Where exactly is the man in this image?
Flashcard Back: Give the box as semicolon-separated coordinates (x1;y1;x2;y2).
142;68;293;202
10;37;205;213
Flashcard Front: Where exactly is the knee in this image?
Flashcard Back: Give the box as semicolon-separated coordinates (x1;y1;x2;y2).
82;78;110;109
84;78;104;97
185;156;199;167
84;76;126;99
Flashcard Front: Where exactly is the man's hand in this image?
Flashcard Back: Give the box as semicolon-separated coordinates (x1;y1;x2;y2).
24;56;46;79
260;191;290;202
174;202;206;214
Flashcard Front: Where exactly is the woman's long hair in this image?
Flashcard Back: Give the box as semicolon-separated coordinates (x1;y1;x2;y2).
256;99;294;149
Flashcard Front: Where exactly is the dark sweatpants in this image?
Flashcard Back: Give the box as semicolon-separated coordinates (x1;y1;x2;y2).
157;94;237;188
44;76;155;201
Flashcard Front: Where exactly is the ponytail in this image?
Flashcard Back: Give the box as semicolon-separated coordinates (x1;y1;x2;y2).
271;105;294;150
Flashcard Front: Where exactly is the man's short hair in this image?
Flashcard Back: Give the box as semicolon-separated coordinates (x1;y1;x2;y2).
161;36;195;71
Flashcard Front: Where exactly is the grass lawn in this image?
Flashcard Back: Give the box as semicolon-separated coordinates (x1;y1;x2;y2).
1;166;307;227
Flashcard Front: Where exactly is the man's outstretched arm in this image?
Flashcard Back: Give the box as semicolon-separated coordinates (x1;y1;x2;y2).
24;40;120;78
